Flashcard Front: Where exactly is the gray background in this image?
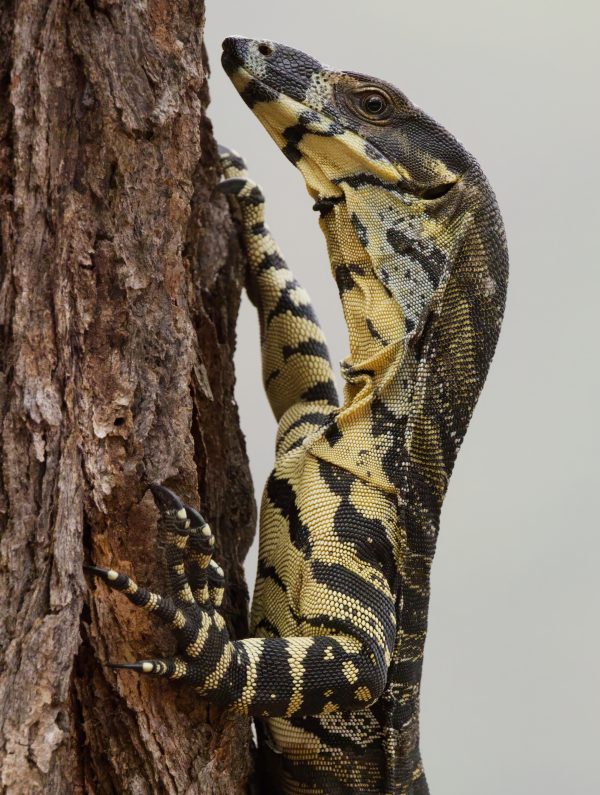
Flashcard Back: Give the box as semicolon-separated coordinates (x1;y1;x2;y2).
204;2;599;793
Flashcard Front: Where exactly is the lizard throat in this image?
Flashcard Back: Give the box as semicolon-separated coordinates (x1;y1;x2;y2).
318;200;406;402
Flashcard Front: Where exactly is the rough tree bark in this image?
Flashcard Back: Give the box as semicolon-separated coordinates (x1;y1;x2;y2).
0;2;255;793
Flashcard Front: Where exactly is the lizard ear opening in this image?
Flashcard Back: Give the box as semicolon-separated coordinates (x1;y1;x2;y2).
420;181;456;200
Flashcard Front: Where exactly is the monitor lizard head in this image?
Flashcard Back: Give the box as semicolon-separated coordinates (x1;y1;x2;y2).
222;37;507;459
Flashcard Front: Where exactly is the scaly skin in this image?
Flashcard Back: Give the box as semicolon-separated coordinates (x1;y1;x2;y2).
87;38;508;795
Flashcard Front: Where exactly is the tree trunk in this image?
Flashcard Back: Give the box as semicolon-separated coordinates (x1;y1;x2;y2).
0;2;255;792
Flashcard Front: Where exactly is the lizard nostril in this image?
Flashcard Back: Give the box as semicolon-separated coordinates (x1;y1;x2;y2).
258;43;273;57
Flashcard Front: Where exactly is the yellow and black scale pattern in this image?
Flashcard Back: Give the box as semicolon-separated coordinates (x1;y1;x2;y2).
88;38;508;795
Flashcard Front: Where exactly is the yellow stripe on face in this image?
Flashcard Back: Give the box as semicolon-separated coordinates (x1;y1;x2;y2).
229;68;253;96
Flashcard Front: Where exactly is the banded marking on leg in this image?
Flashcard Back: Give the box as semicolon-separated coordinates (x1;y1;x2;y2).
218;143;248;179
110;656;190;681
216;145;338;420
187;517;216;604
150;483;199;607
207;559;226;608
84;565;182;627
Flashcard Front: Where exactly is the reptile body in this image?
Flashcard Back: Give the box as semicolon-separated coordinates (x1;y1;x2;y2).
88;38;508;795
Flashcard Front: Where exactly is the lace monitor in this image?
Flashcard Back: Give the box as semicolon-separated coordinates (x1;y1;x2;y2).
87;38;508;795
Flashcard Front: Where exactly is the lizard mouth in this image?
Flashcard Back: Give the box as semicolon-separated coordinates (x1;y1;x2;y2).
221;40;243;76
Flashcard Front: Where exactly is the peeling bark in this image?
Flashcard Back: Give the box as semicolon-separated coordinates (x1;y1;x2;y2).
0;2;255;792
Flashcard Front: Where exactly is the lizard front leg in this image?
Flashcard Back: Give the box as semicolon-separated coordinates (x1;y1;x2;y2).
86;484;395;717
86;484;233;698
216;147;339;423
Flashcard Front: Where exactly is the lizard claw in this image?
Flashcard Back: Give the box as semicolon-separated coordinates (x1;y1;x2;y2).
148;483;208;538
217;143;236;158
109;658;179;678
183;504;209;532
214;177;248;195
84;564;121;582
148;482;185;514
109;660;157;673
217;144;247;170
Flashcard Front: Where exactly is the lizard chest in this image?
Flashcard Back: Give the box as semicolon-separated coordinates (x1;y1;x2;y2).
250;442;401;640
250;445;314;636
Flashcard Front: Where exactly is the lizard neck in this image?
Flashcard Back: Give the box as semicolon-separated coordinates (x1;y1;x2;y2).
307;201;417;494
319;202;406;404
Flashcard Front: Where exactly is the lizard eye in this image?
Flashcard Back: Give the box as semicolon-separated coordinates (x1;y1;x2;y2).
348;87;393;123
364;94;386;114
